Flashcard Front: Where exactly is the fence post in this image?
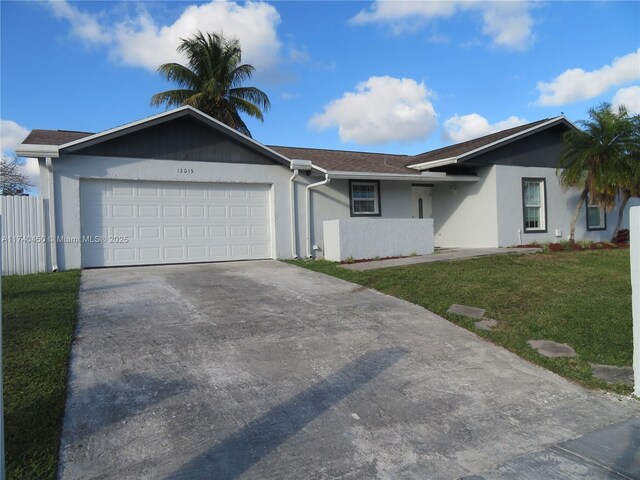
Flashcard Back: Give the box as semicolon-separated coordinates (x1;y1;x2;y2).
631;207;640;396
0;215;5;480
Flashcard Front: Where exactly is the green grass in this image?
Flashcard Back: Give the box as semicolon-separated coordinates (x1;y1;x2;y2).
2;270;81;479
286;250;634;395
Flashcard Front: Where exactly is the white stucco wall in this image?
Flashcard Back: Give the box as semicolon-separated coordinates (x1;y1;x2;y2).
303;178;414;258
323;218;434;261
46;154;296;270
495;165;622;246
431;166;499;248
622;198;640;229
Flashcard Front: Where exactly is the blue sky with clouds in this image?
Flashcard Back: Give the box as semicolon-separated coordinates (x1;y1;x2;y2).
1;1;639;189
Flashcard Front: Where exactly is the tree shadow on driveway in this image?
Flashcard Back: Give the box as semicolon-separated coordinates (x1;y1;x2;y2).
166;346;408;480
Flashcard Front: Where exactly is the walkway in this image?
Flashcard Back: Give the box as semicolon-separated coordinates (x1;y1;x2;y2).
341;247;541;271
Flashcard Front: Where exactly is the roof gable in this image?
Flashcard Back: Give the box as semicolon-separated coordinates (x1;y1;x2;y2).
460;124;571;168
61;106;292;167
73;115;278;165
407;117;575;169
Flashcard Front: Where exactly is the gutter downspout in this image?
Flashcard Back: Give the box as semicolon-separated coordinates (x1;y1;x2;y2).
45;157;58;272
305;174;331;258
289;169;299;258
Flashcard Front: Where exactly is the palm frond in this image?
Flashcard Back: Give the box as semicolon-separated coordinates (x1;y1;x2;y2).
230;96;264;122
150;89;198;109
230;87;271;112
156;63;201;90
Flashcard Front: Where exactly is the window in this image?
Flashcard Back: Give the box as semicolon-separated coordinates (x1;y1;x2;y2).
586;197;606;231
522;178;547;232
350;180;380;216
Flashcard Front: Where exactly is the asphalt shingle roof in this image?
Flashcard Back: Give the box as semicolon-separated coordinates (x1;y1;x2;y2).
22;129;93;145
268;146;414;174
19;117;562;174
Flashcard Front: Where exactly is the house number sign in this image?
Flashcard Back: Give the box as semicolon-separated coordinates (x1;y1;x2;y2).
177;168;195;174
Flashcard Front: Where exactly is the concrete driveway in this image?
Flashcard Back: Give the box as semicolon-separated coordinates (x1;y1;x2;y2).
60;261;639;479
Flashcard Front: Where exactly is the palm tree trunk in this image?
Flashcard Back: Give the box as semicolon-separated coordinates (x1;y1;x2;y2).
611;193;630;242
570;188;588;242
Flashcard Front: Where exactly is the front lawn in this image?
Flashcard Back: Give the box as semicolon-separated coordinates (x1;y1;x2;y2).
286;250;633;394
2;270;81;479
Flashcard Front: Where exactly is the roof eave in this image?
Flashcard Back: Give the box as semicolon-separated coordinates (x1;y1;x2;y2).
324;170;478;182
15;144;59;158
407;157;458;170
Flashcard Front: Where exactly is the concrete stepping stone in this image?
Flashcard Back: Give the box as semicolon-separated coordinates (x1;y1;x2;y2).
527;340;577;358
590;364;634;385
447;304;485;319
474;318;498;331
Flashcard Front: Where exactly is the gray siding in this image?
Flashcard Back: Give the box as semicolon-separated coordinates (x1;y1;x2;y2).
463;125;569;168
74;116;276;165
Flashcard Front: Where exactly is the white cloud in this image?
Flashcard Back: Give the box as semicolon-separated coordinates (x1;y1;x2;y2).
350;1;534;50
309;76;437;145
443;113;528;143
612;85;640;115
47;0;111;44
1;119;39;190
280;92;298;100
22;158;41;190
535;49;640;106
46;0;284;75
1;119;29;151
350;1;458;34
480;2;533;50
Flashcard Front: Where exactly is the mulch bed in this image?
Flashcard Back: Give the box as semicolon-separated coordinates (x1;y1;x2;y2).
517;241;628;252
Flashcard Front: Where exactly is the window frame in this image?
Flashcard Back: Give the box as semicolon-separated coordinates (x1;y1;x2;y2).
521;177;548;233
349;180;382;217
586;196;607;231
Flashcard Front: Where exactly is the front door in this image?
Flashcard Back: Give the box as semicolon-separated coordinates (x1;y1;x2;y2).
411;186;432;219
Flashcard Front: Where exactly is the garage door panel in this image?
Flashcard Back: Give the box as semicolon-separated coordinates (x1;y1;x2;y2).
113;248;136;261
209;245;228;257
139;226;160;239
80;180;272;267
209;206;227;217
163;206;182;217
112;186;135;197
252;244;269;256
139;248;160;260
209;226;227;237
138;205;160;217
113;205;134;218
162;187;182;197
186;226;206;237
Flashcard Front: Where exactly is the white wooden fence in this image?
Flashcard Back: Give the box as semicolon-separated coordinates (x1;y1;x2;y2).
0;196;47;275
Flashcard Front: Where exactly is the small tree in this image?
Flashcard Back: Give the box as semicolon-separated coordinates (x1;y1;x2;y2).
558;103;637;241
1;154;32;195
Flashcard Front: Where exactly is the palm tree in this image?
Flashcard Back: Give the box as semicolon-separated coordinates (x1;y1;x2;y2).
151;32;270;138
611;116;640;241
558;103;637;241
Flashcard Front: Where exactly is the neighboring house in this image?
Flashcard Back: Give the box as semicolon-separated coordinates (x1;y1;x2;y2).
15;106;634;270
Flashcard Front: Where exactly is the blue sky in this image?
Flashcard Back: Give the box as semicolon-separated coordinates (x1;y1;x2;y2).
1;1;639;189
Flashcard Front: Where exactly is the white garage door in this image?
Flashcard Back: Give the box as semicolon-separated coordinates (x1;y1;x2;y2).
80;180;273;267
